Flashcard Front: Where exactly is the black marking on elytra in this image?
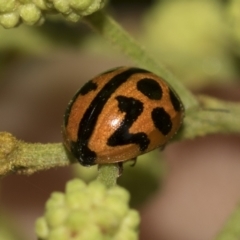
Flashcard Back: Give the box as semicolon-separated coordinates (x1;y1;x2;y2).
76;68;150;165
63;80;97;127
107;96;150;152
137;78;162;100
169;88;181;112
79;80;97;95
70;141;97;166
151;107;172;135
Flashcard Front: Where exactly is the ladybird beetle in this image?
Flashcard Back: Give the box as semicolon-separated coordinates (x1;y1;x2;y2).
62;67;184;166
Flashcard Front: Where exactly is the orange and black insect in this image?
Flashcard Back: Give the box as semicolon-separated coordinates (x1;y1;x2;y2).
62;67;184;166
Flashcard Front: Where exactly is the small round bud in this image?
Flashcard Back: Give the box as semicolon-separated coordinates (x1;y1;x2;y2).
0;132;18;157
76;225;102;240
93;208;119;232
77;0;106;16
0;13;18;28
34;0;48;10
69;0;92;12
66;178;87;193
65;210;90;231
19;3;42;25
0;0;16;13
44;207;68;228
65;190;91;210
48;226;69;240
35;217;49;239
52;0;71;14
64;11;81;22
114;229;138;240
46;192;65;210
88;181;107;205
107;185;130;203
121;210;140;230
68;0;107;19
103;195;129;220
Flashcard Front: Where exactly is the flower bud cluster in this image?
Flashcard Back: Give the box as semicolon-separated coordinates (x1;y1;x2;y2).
35;179;140;240
0;0;107;28
227;0;240;49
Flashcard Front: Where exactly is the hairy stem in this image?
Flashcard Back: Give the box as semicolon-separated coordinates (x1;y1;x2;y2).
84;10;198;110
97;164;119;188
0;132;76;177
1;95;240;177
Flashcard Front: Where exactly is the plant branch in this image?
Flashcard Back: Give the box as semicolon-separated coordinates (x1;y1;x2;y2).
1;95;240;177
97;164;119;188
84;10;198;110
0;132;76;177
178;95;240;139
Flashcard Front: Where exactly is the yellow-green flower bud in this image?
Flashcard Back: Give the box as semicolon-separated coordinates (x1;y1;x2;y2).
46;192;65;210
48;226;69;240
104;194;129;220
65;210;90;231
107;184;130;202
34;0;48;10
0;0;16;13
65;190;91;210
64;11;81;22
75;224;103;240
0;132;18;157
69;0;92;12
35;217;49;239
52;0;71;14
122;210;140;230
36;178;140;239
69;0;106;16
19;3;41;25
66;178;87;193
0;0;108;27
114;229;138;240
0;12;19;28
87;180;107;205
81;0;106;16
45;207;68;228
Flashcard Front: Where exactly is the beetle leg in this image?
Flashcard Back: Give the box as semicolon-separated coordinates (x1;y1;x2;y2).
117;162;123;176
129;157;137;167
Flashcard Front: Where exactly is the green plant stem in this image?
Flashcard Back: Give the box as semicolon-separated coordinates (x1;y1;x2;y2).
97;164;119;188
84;10;198;110
179;95;240;139
0;132;76;177
215;203;240;240
1;95;240;177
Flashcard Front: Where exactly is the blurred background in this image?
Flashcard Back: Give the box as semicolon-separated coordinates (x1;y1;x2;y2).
1;0;240;239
